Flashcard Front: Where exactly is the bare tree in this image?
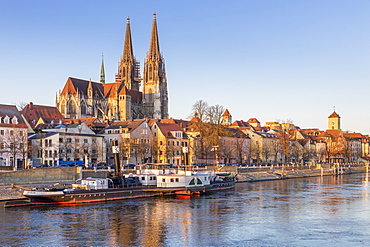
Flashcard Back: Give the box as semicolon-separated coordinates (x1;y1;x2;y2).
0;127;28;169
235;138;249;165
250;140;261;164
15;102;27;111
261;144;273;164
219;138;234;164
190;100;209;123
207;104;226;145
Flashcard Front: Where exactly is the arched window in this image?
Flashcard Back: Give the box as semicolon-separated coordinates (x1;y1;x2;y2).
67;100;76;114
60;102;66;114
149;66;153;80
81;102;87;115
11;116;18;124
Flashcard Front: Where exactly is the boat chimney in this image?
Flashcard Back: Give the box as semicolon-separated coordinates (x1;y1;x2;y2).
112;139;121;177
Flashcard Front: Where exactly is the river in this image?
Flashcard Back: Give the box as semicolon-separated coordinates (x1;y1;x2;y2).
1;173;370;246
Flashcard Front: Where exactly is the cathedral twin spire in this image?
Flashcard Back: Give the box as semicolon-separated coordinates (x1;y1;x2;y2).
115;17;140;92
115;13;168;119
148;13;161;60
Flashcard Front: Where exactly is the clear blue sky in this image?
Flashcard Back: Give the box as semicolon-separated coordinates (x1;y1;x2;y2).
1;1;370;134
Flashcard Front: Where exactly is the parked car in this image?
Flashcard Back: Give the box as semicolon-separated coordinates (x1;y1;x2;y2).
123;164;135;169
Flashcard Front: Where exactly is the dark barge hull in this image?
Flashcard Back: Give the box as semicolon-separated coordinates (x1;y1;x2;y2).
142;181;235;195
204;181;235;192
4;182;235;208
4;187;159;208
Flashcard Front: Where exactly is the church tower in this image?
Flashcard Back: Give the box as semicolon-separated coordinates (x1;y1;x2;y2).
221;109;232;125
142;13;169;119
328;110;341;130
115;17;141;92
100;54;105;84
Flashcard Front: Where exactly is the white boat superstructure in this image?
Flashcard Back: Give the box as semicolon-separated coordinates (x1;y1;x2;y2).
156;170;212;188
132;164;215;189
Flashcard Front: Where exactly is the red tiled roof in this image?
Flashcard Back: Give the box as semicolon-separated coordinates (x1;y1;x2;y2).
61;77;104;97
230;120;250;127
328;111;340;118
21;102;64;126
247;118;260;123
156;122;185;138
222;109;231;117
104;83;118;98
344;132;363;139
64;117;103;126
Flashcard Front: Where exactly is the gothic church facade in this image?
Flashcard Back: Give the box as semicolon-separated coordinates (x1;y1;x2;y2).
56;14;169;121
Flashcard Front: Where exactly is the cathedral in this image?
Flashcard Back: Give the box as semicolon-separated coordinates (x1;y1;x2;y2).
56;14;169;121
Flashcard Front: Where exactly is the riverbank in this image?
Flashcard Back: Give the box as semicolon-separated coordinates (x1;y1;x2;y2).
0;165;367;201
236;165;366;182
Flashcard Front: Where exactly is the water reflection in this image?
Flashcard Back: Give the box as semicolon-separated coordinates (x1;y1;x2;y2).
1;173;370;246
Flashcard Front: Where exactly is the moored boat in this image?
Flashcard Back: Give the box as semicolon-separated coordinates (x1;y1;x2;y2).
4;177;159;208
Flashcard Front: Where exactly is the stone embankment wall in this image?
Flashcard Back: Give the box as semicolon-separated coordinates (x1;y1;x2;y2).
0;188;25;200
0;167;81;185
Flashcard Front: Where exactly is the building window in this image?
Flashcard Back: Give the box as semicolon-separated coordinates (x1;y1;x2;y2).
11;116;18;124
81;102;87;115
67;100;76;114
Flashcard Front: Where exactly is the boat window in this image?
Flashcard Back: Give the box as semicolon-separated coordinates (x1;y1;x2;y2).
175;178;179;182
162;178;165;183
170;178;174;182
